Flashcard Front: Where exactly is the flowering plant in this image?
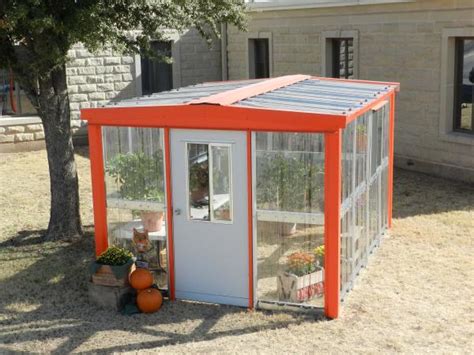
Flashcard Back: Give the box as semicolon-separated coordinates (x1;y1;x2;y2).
314;245;325;266
287;251;316;276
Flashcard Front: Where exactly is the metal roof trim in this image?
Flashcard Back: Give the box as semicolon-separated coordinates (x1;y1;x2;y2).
189;74;311;106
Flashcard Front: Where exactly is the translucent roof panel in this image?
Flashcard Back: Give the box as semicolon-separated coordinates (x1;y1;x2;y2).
112;79;263;107
233;78;394;115
102;76;398;119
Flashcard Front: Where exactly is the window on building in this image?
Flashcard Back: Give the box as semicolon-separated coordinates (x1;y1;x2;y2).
330;38;354;79
0;69;36;117
141;41;173;95
248;38;270;79
454;38;474;133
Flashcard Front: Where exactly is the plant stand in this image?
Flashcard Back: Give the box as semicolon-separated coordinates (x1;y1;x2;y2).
88;282;134;311
277;267;324;303
90;260;133;287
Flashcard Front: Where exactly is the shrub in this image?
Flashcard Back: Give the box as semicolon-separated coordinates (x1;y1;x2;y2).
96;246;133;266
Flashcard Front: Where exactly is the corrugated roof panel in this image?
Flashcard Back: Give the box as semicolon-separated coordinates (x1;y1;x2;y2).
110;79;262;107
234;78;392;115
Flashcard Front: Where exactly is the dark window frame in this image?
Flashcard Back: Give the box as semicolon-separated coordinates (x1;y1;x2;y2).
141;40;173;95
453;37;474;134
248;38;270;79
331;38;353;80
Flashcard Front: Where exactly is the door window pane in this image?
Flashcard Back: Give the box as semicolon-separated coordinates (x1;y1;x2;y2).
211;145;232;222
187;143;233;223
188;143;210;221
454;38;474;133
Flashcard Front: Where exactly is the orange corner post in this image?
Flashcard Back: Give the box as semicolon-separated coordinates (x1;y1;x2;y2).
164;128;176;301
246;130;254;309
388;92;396;228
88;124;108;256
324;129;342;319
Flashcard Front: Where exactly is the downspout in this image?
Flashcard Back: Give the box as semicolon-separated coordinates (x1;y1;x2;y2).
220;22;228;81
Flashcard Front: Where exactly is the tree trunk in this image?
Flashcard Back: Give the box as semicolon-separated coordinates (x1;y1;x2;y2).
37;65;83;240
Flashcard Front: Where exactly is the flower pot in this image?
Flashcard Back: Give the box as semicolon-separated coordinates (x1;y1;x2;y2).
277;267;324;303
91;259;133;287
140;211;164;232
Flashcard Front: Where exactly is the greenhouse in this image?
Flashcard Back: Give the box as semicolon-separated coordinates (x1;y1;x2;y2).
82;75;399;319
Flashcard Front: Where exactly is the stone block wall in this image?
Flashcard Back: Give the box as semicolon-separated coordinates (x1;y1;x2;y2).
226;0;474;182
0;123;44;144
176;28;222;86
66;44;138;133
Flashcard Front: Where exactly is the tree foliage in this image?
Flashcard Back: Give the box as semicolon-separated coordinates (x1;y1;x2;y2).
0;0;247;239
0;0;247;97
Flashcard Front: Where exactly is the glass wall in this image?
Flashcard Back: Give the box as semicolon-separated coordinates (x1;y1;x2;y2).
102;127;168;290
340;102;390;298
254;132;325;308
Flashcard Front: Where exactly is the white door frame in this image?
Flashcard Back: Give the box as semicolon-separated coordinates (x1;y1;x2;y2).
170;129;249;307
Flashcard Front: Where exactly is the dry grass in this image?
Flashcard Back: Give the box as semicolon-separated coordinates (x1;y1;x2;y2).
0;148;473;353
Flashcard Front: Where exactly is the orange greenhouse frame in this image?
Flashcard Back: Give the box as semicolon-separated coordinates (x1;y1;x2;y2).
82;75;398;319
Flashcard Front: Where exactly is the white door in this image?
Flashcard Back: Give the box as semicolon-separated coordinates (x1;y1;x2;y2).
170;129;248;307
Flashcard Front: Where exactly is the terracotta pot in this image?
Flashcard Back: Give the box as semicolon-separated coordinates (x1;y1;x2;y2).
140;211;164;232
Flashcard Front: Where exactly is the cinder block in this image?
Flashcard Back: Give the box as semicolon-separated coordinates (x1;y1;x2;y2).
34;131;45;140
25;124;43;132
88;282;134;311
14;133;34;142
86;58;104;66
77;67;96;75
6;126;25;134
69;94;89;102
88;92;106;100
78;84;97;93
96;83;115;92
0;134;14;143
104;57;121;65
68;76;87;85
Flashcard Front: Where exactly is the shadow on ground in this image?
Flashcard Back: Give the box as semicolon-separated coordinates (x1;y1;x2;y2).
0;227;319;353
392;168;474;219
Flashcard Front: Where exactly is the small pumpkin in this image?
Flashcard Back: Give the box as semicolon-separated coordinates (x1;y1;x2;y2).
129;268;154;290
137;288;163;313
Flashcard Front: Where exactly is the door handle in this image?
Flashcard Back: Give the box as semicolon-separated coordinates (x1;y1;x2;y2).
174;208;182;215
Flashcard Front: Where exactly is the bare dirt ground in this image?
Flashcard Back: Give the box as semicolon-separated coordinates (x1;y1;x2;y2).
0;148;473;353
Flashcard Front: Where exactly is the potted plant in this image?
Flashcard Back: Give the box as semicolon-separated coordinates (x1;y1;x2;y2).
106;151;165;232
277;251;324;302
91;246;134;287
257;152;324;236
314;245;324;267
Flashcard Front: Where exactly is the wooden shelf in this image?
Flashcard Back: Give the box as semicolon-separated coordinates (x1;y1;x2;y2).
111;219;167;242
106;194;165;212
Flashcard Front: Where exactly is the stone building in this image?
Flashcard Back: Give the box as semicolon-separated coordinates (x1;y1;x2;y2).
1;0;473;182
225;0;474;182
0;28;223;151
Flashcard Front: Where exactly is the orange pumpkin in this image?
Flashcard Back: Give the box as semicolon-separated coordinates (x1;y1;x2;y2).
129;268;154;290
137;288;163;313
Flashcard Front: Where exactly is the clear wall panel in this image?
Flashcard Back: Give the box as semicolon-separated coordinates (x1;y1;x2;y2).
340;100;390;298
102;127;168;290
255;132;325;308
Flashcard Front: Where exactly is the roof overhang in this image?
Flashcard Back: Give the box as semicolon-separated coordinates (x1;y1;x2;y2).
81;104;347;133
246;0;415;12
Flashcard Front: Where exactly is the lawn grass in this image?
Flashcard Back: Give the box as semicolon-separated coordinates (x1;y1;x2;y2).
0;148;473;353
